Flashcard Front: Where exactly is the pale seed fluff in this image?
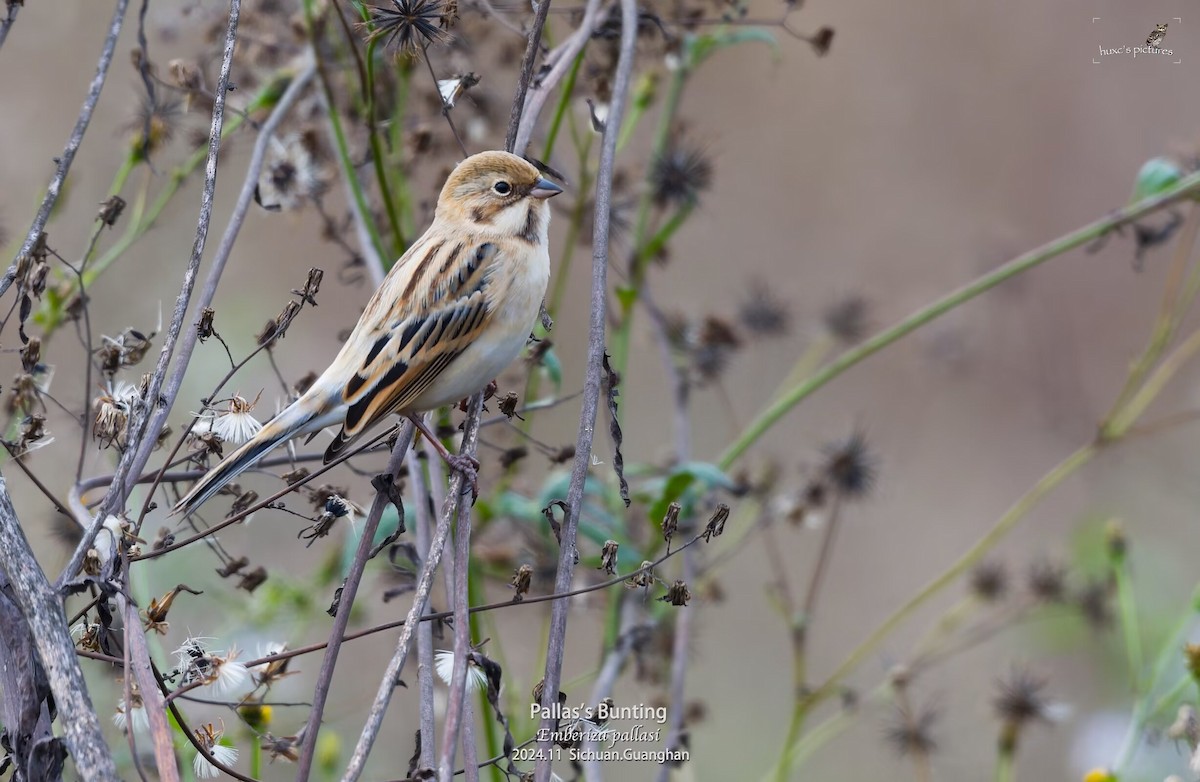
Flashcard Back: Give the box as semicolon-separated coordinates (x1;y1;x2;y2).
113;697;149;733
193;394;262;445
193;723;239;779
434;650;489;692
207;648;250;696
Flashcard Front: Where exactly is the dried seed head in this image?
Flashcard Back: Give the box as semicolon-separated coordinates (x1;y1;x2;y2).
1074;578;1114;629
808;26;835;56
738;282;791;338
993;668;1055;726
884;703;938;758
364;0;450;52
294;268;324;305
650;144;713;208
1184;643;1200;684
238;567;268;592
1104;518;1128;562
823;295;870;343
258;300;302;347
509;564;532;601
127;98;181;160
969;561;1008;602
625;561;656;589
599;539;619;575
1027;558;1068;603
498;446;527;469
659;579;691;606
821;432;876;498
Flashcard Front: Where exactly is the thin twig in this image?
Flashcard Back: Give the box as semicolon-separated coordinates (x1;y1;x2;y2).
422;42;470;158
512;0;606;155
437;498;477;780
341;398;485;782
0;1;18;52
410;448;439;771
58;0;243;589
0;477;119;781
294;420;415;780
1;0;129;301
533;0;637;774
504;0;555;153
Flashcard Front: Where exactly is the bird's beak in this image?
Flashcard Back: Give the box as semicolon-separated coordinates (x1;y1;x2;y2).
530;177;564;199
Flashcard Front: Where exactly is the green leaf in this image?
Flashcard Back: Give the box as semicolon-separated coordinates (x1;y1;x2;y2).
684;28;780;70
615;285;638;311
1130;157;1183;205
539;344;563;390
648;471;694;528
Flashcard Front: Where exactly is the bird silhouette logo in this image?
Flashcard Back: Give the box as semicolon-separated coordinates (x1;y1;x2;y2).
1147;23;1168;48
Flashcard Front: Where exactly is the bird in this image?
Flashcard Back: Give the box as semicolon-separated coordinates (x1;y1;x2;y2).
173;150;562;516
1147;23;1168;48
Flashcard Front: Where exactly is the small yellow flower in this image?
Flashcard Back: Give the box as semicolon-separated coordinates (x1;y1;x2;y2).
1082;769;1116;782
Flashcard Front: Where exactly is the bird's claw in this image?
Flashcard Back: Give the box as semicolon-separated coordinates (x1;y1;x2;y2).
447;453;480;502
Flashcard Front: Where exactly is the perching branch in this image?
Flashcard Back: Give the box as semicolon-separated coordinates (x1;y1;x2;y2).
0;477;119;781
294;420;416;780
533;0;638;776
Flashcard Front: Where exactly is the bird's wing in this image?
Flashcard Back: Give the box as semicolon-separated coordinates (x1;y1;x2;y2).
323;238;501;461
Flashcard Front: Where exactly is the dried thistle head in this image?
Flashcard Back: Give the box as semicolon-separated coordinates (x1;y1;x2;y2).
884;702;938;758
127;97;182;160
969;561;1008;602
738;282;791;338
823;295;870;344
821;431;876;499
364;0;450;53
650;143;713;208
1027;558;1068;603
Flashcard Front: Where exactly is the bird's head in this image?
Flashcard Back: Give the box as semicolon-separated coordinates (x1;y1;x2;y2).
436;151;563;239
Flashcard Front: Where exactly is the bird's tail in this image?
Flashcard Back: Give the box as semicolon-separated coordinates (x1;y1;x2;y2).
172;399;328;516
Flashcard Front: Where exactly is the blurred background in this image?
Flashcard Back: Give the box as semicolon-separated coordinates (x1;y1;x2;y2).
3;0;1200;779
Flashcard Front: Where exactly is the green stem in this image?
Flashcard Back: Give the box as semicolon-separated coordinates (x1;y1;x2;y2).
611;65;687;378
1113;549;1144;691
364;38;407;254
720;172;1200;470
995;747;1015;782
467;566;503;782
542;49;586;162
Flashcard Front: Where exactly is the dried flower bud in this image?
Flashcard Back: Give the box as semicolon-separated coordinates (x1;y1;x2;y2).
498;391;521;419
703;504;729;541
1104;518;1128;562
29;261;49;298
498;446;527;469
293;268;323;306
549;445;575;464
238;566;268;592
196;307;216;342
661;502;680;545
281;467;310;485
97;195;126;228
599;539;619;575
659;580;691;606
19;337;40;374
626;561;655;589
509;564;532;601
216;556;249;577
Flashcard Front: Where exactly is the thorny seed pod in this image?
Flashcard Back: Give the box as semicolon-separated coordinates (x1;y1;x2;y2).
20;337;40;374
196;307;216;342
660;579;691;606
97;195;126;228
508;564;532;601
599;539;619;575
703;504;729;541
885;702;939;758
661;502;681;545
625;561;655;589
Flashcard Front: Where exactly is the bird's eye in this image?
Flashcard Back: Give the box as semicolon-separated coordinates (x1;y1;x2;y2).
493;181;511;195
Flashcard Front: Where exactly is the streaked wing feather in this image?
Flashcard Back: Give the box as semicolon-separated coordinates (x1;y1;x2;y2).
323;241;500;461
